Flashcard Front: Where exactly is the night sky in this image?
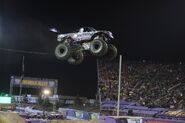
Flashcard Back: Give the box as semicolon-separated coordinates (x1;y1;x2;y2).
1;0;185;98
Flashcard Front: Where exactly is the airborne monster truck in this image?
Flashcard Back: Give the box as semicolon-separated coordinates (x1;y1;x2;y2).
55;27;117;65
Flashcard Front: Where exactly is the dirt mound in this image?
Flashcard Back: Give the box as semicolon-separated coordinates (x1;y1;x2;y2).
51;120;98;123
0;111;25;123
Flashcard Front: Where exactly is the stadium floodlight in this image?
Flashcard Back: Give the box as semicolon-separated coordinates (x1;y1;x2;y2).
43;89;50;96
42;89;50;117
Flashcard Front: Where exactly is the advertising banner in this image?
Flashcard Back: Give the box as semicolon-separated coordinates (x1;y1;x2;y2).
10;76;58;88
165;111;185;117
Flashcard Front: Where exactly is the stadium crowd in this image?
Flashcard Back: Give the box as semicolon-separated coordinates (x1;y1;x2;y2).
98;60;185;109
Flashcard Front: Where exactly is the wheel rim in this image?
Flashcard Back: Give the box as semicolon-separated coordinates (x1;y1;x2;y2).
55;43;70;60
57;46;67;57
91;40;103;53
90;39;108;56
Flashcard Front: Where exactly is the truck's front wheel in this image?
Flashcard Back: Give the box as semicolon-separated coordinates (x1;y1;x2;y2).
90;39;108;56
55;43;71;60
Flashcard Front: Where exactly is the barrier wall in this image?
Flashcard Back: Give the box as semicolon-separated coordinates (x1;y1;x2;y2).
58;108;99;121
0;104;16;111
143;118;185;123
99;116;143;123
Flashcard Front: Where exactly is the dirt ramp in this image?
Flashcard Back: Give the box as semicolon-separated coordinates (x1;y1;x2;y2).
51;120;98;123
0;111;25;123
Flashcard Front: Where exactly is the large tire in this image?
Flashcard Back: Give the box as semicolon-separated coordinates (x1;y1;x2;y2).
90;39;108;56
55;43;71;60
103;44;117;61
67;50;84;65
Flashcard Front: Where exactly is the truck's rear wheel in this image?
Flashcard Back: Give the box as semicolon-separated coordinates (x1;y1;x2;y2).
67;50;84;65
103;44;117;61
55;43;71;60
90;39;108;56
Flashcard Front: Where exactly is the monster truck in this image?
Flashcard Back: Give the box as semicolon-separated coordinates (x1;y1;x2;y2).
55;27;117;65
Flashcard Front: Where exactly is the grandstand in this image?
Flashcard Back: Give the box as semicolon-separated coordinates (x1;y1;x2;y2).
97;59;185;109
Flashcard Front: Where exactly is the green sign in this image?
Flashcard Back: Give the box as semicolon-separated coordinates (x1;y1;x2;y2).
0;96;11;104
